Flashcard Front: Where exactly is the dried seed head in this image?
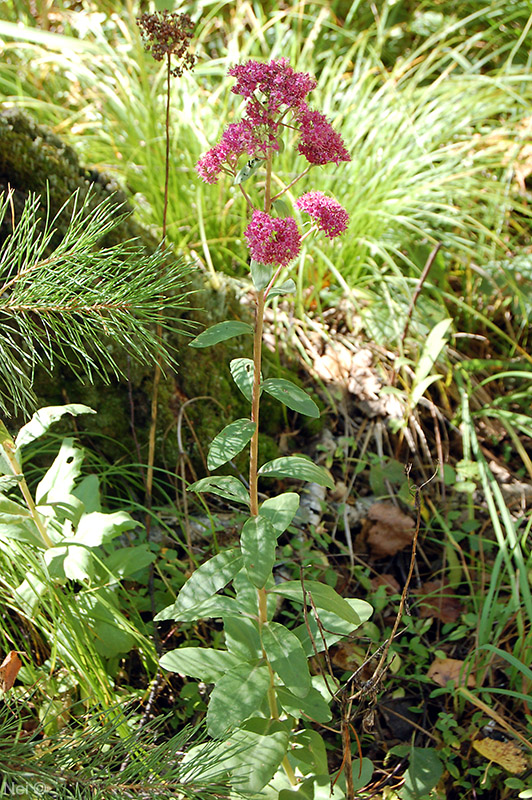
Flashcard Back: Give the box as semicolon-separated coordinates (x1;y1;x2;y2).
137;11;195;77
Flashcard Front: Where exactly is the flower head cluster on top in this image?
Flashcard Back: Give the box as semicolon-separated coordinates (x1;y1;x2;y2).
196;58;350;186
295;192;349;238
137;11;195;77
196;58;350;267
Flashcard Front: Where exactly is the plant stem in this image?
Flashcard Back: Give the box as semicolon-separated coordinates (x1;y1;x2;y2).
162;54;172;241
249;290;265;517
0;434;53;549
249;152;296;788
264;150;273;213
145;52;172;532
249;146;273;516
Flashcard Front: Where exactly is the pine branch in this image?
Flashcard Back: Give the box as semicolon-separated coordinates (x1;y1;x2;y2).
0;189;195;414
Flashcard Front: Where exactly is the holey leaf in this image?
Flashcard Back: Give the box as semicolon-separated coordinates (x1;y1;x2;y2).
234;157;264;185
207;419;256;471
189;321;253;349
262;379;320;418
230;358;256;403
259;457;334;489
207;662;271;738
187;476;249;505
241;516;277;589
15;405;95;453
261;622;310;698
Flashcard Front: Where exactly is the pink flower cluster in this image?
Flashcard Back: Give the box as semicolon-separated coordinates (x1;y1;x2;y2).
196;58;351;266
296;106;351;166
196;59;351;184
228;58;316;114
244;211;301;267
295;191;349;238
197;121;264;184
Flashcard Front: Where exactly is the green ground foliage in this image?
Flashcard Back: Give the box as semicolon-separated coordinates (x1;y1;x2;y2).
0;1;531;799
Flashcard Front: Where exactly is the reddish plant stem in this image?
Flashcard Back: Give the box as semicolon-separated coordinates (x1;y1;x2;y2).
145;53;172;531
249;290;265;517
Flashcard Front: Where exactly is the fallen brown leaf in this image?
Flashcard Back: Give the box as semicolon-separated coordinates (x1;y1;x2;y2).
370;573;401;594
427;657;476;688
359;502;415;558
0;651;22;691
473;736;529;773
414;579;464;623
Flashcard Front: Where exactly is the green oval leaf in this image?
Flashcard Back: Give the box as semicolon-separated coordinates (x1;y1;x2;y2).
184;720;289;793
189;321;253;349
293;598;373;655
270;581;366;625
271;197;291;217
207;662;270;738
276;685;332;723
233;157;264;185
262;379;320;418
207;419;256;470
155;548;243;621
258;457;334;489
267;279;296;298
187;476;249;505
259;492;300;535
159;595;243;623
241;516;277;589
251;260;272;291
160;647;240;682
230;358;256;403
402;746;443;799
262;622;310;698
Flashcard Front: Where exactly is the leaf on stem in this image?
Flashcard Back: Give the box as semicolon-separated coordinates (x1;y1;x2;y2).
261;621;311;698
230;358;256;402
188;476;249;505
262;378;320;418
241;516;277;589
207;419;256;470
270;580;365;625
157;595;243;623
184;719;289;793
267;278;296;298
258;456;334;489
259;492;299;535
250;260;273;291
207;662;271;738
189;320;253;348
15;405;95;453
234;158;264;185
160;647;241;682
293;598;373;655
155;548;243;620
276;685;332;723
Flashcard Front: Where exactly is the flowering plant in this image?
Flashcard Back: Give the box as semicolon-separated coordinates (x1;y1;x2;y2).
157;59;371;796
